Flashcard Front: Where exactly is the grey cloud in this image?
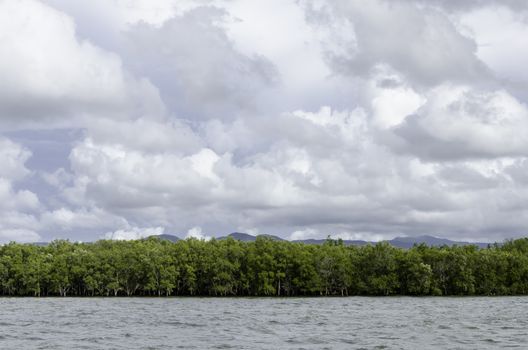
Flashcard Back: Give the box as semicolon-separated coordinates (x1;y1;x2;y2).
0;0;166;129
435;164;503;190
390;86;528;160
86;119;204;155
5;129;80;172
121;6;278;121
2;0;528;243
0;136;42;242
412;0;528;12
505;159;528;185
304;0;490;88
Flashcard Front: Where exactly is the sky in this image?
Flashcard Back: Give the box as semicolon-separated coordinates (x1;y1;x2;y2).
1;0;528;243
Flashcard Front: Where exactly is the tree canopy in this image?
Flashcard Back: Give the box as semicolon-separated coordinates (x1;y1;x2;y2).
0;237;526;297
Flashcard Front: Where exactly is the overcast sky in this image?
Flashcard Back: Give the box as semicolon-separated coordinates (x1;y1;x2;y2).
1;0;528;243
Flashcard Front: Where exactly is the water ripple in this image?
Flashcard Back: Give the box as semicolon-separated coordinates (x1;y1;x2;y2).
0;297;527;349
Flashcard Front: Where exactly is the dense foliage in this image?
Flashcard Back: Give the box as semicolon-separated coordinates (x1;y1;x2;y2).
1;237;528;297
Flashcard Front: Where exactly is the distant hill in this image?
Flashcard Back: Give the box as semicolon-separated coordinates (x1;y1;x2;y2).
147;234;180;242
387;235;490;249
29;242;49;247
218;232;284;242
291;238;370;246
220;232;255;241
28;233;491;248
293;236;488;249
215;233;490;248
260;233;489;248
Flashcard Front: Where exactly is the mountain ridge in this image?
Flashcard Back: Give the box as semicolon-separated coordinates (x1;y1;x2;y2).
146;232;492;248
24;232;492;248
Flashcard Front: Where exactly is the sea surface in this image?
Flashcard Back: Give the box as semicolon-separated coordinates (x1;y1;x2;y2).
0;297;526;349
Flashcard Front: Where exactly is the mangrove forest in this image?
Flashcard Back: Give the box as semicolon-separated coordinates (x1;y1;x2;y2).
1;236;528;297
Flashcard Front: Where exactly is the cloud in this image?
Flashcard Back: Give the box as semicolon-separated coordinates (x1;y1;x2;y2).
43;0;213;32
122;6;278;120
1;0;528;243
0;137;32;179
289;228;319;241
459;5;528;85
413;0;528;13
41;168;74;189
392;85;528;160
0;137;39;212
185;226;212;241
40;207;127;231
86;118;203;155
0;179;39;211
290;228;387;242
0;0;165;129
104;226;165;240
66;139;223;210
305;0;490;88
366;68;425;128
0;228;41;243
39;100;528;242
0;137;41;242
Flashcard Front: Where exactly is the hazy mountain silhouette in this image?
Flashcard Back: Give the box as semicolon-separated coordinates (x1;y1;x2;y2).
147;232;490;248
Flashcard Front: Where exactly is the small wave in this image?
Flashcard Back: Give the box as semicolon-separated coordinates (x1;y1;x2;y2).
162;321;206;327
484;338;500;343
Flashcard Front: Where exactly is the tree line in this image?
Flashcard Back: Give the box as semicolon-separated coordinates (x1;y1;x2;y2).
1;236;527;297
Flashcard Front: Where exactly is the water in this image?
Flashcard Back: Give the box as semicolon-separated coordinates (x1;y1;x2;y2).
0;297;526;349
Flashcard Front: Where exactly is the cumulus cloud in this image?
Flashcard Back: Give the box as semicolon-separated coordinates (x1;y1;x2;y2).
122;6;278;120
290;228;320;241
41;168;74;189
392;85;528;160
104;226;165;240
0;179;39;212
0;228;41;243
0;139;35;206
1;0;528;243
40;207;127;232
413;0;528;13
0;137;41;242
27;100;528;242
0;137;32;179
305;0;490;88
185;226;212;241
459;5;528;85
0;0;165;129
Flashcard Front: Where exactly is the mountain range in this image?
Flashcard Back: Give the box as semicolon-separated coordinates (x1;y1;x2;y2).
148;232;492;249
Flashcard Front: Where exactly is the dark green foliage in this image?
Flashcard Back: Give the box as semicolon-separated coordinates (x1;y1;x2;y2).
0;237;527;296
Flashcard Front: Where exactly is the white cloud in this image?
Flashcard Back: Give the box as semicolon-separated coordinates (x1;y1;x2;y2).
306;0;489;87
393;85;528;159
87;118;203;155
0;137;32;179
185;226;212;241
121;6;277;120
459;5;528;84
41;207;127;231
0;138;40;237
0;0;165;128
0;137;41;242
41;168;74;189
290;228;319;241
367;67;425;128
43;0;216;31
45;100;528;242
332;232;387;242
190;149;221;183
0;180;39;211
0;228;41;243
1;0;528;243
104;226;165;240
